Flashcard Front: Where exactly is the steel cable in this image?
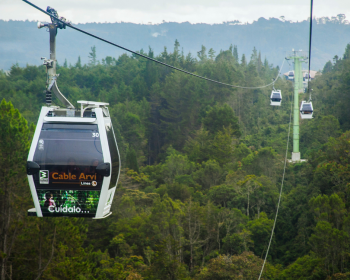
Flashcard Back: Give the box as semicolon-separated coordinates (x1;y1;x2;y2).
307;0;314;100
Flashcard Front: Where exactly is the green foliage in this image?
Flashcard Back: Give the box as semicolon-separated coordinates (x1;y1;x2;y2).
300;115;341;157
209;127;237;166
161;147;195;184
5;42;350;279
309;194;349;274
88;45;97;66
208;185;236;208
0;99;33;279
311;131;350;197
233;45;239;62
233;142;252;162
277;254;326;280
241;147;279;179
323;61;333;73
195;252;275;280
192;160;224;190
202;104;240;136
247;212;273;258
126;147;140;173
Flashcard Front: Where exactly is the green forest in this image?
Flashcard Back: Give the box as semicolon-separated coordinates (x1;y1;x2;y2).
2;41;350;279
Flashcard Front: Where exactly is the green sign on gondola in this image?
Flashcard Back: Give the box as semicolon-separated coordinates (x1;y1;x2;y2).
37;190;100;217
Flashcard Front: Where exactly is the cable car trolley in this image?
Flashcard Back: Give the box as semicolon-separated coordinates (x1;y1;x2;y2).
270;90;282;106
26;7;120;218
300;101;313;119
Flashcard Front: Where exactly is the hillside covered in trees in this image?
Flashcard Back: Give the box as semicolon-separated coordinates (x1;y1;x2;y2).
1;41;350;279
2;14;350;71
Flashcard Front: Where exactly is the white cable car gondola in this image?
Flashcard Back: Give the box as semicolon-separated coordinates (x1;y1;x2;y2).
300;101;313;119
26;8;120;219
270;90;282;106
27;102;120;218
288;71;294;81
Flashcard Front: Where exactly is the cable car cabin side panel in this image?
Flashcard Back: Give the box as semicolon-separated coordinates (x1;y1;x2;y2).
300;112;313;119
99;109;121;217
27;107;50;217
95;108;112;218
105;112;121;191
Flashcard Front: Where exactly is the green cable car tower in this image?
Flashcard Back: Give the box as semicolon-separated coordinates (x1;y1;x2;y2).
286;50;308;162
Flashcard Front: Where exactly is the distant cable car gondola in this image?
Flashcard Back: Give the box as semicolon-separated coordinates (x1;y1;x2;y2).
270;90;282;106
26;7;120;218
288;71;294;80
300;101;313;119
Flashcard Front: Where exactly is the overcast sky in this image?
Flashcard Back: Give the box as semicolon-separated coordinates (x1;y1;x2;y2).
1;0;350;24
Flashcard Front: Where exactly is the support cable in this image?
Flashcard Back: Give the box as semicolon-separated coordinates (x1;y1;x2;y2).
257;88;293;280
23;0;285;90
307;0;314;101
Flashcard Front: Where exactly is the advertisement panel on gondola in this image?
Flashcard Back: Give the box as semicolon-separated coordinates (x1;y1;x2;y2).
37;190;100;217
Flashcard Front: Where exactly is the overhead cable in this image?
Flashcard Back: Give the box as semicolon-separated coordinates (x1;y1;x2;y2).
307;0;314;100
23;0;285;90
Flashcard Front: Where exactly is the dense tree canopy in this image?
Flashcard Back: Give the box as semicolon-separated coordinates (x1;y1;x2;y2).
1;41;350;279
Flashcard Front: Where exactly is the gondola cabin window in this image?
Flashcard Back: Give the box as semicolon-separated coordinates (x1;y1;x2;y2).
32;123;104;217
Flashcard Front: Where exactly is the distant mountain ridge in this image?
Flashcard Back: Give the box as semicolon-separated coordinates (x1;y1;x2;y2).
1;17;350;71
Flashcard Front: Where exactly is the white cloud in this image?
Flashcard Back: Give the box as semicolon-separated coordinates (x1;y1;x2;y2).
151;32;160;37
2;0;350;24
